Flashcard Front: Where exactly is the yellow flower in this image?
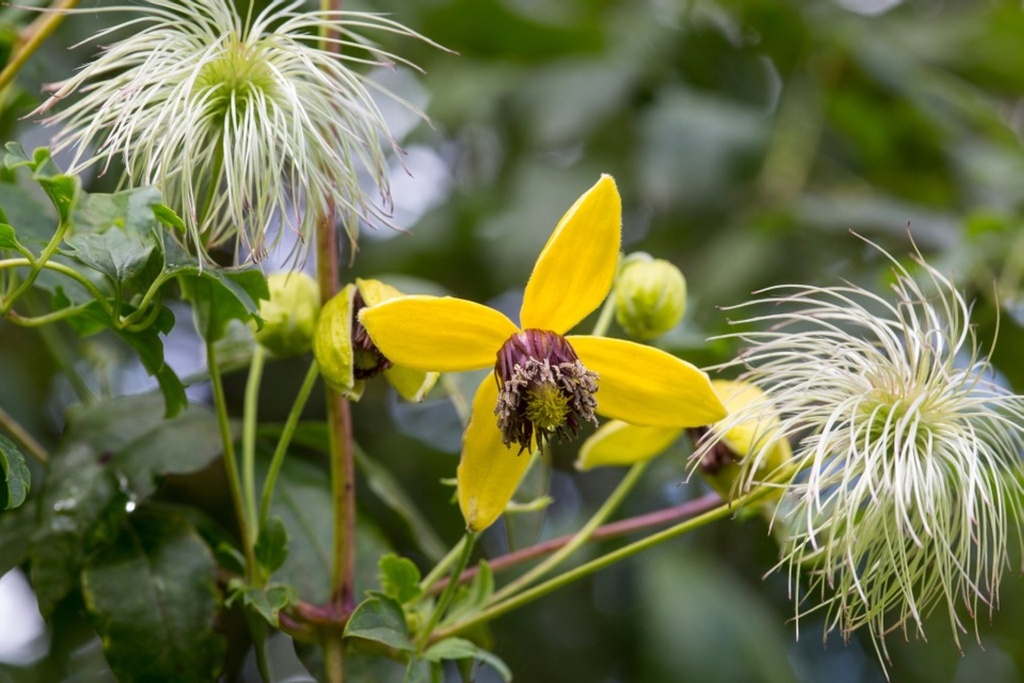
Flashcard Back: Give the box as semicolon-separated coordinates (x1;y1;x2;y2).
360;175;726;532
577;380;792;499
314;278;439;402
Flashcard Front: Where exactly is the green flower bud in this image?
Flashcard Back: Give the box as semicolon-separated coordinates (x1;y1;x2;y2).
313;279;439;402
614;254;687;340
254;272;321;357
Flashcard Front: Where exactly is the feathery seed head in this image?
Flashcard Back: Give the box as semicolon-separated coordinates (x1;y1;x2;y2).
35;0;440;264
694;238;1024;661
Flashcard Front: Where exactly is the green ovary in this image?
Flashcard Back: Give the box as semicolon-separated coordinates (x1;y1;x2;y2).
525;384;571;432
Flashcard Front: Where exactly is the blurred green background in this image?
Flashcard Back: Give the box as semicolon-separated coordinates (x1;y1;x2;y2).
4;0;1024;681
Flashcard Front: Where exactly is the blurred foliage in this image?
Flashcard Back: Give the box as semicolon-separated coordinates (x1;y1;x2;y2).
2;0;1024;682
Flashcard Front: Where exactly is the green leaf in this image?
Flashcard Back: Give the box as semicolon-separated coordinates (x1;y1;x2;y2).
2;145;78;225
422;638;512;682
355;447;447;562
264;444;393;604
0;503;35;577
62;186;162;284
255;515;289;575
114;322;188;418
180;268;268;343
74;186;163;236
0;223;25;252
29;395;221;615
64;227;155;284
344;596;414;651
226;580;296;628
378;554;423;604
81;508;225;683
0;434;29;510
443;561;493;626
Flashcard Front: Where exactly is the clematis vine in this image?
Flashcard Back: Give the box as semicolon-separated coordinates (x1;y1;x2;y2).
360;175;726;531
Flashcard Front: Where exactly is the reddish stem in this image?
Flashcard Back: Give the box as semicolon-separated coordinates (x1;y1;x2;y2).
431;492;723;593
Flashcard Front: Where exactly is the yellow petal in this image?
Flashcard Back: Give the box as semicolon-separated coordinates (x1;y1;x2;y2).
710;379;792;472
359;296;518;372
457;378;532;532
576;420;682;470
355;277;403;306
568;336;727;427
385;365;440;402
520;175;621;333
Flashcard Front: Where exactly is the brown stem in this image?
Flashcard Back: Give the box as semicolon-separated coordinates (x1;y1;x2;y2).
429;492;723;594
0;404;48;464
315;207;357;615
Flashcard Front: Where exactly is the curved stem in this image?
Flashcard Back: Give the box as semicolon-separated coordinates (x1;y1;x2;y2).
258;359;321;528
591;288;617;337
207;340;255;577
415;532;476;650
419;535;468;595
0;404;49;464
430;493;723;594
242;344;266;539
0;0;79;93
432;497;738;642
489;460;649;602
0;258;114;318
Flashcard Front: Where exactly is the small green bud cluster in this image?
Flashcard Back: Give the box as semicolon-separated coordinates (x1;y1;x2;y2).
614;253;687;340
255;273;321;357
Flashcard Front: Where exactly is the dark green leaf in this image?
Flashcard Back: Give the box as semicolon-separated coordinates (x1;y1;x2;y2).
0;503;35;577
64;227;155;284
343;596;414;652
29;396;221;615
378;554;423;604
1;145;78;225
356;446;447;562
0;433;29;510
113;323;187;418
73;186;163;236
81;508;224;683
422;638;511;682
255;515;289;575
180;268;268;343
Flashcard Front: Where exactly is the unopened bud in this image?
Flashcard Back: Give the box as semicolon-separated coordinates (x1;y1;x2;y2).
614;254;687;340
255;272;320;357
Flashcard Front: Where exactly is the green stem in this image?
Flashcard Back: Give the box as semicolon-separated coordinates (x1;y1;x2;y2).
0;258;115;318
0;0;79;93
432;496;741;642
242;344;266;540
258;359;320;528
418;535;468;594
207;340;256;576
416;532;477;650
0;403;48;463
591;288;617;337
490;460;649;603
3;220;73;314
429;493;723;595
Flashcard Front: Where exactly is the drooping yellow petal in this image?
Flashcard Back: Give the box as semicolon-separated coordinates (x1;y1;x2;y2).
359;296;518;372
576;420;682;470
520;175;621;333
710;379;793;474
569;336;727;427
384;365;439;402
355;277;402;306
457;378;532;532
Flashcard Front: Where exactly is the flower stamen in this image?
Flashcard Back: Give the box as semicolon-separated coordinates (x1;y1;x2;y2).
494;329;598;452
351;290;392;379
